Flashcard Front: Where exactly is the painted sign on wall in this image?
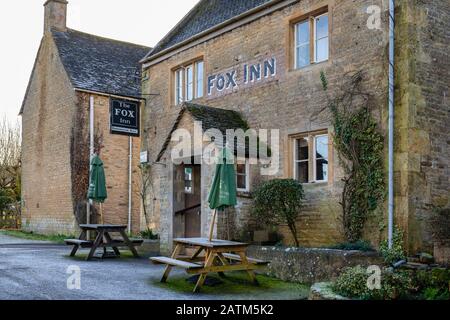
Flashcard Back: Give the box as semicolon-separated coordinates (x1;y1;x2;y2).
207;57;277;97
110;98;140;137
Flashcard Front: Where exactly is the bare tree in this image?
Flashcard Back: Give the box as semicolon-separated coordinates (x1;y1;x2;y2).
0;117;21;188
0;116;21;214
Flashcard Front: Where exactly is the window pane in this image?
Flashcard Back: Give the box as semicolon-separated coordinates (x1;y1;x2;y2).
315;15;328;39
237;174;246;190
236;164;246;175
315;136;328;159
316;159;328;181
296;45;310;69
175;69;183;105
296;21;309;45
186;66;194;101
184;168;193;193
316;38;329;62
296;138;309;160
196;61;204;98
185;181;192;193
315;135;329;181
236;163;247;190
185;167;193;181
296;162;309;183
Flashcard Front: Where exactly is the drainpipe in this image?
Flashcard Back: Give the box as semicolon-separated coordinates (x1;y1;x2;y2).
388;0;395;249
128;136;133;234
87;95;94;237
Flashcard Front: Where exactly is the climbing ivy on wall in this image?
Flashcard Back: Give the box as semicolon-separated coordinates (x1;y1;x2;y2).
320;71;385;243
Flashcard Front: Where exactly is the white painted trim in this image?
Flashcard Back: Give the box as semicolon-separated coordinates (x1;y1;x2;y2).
313;12;329;63
312;134;329;183
236;160;250;192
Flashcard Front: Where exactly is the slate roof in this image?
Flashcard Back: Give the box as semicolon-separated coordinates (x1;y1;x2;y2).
144;0;273;60
52;28;150;99
156;103;250;162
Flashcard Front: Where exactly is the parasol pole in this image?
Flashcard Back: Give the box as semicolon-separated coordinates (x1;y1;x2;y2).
100;203;104;225
208;209;217;242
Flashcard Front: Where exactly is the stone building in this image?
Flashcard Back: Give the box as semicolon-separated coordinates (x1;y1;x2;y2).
20;0;150;234
140;0;449;254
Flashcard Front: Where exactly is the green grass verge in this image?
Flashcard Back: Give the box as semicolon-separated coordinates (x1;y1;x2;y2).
152;271;309;299
0;230;73;244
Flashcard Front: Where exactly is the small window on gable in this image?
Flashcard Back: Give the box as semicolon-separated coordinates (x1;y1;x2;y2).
293;11;329;69
173;59;204;106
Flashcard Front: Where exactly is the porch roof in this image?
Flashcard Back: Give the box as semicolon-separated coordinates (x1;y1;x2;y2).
155;103;254;162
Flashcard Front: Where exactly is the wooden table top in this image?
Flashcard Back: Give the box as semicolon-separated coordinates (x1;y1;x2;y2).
79;224;127;230
173;237;248;248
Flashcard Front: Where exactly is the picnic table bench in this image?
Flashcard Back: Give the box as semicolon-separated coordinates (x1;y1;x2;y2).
150;237;269;293
65;224;143;261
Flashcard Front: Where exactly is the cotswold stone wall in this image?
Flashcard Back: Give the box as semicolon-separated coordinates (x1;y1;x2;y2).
76;93;143;234
21;35;78;235
21;35;144;235
143;0;389;253
247;246;383;284
394;0;450;253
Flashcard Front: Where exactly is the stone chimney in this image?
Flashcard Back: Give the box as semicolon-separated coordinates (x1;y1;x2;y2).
44;0;68;34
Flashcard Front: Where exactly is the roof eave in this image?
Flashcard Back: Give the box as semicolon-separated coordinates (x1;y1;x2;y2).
74;88;144;102
140;0;296;66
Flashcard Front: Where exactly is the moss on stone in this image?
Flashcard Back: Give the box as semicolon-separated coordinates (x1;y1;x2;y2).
152;271;309;299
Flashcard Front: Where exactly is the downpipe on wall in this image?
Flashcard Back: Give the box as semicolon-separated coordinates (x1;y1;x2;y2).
388;0;395;249
87;95;95;238
128;136;133;234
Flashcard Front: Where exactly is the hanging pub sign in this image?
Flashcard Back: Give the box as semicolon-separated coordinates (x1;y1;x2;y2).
110;98;140;137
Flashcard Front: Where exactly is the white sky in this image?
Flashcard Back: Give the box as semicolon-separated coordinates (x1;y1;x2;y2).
0;0;199;123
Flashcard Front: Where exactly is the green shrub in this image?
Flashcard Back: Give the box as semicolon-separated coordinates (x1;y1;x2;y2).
139;228;158;240
414;269;450;300
332;265;369;298
333;265;450;300
379;228;406;265
252;179;304;247
330;240;374;252
332;266;414;300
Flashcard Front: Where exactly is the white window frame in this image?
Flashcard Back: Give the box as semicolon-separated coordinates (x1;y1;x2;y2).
313;13;329;63
185;64;194;101
293;11;329;69
313;134;329;183
292;133;329;184
294;20;310;70
174;69;184;105
173;59;204;106
196;61;204;98
236;160;250;192
293;137;309;183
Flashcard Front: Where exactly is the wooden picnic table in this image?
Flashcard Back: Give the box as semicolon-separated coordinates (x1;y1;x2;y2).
65;224;142;261
151;237;269;293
